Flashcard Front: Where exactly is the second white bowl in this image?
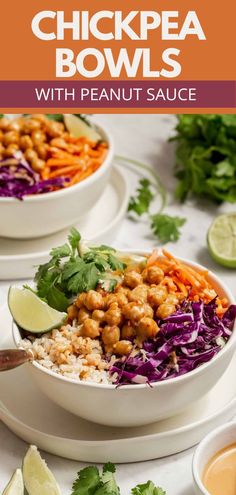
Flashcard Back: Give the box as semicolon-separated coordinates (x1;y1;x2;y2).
0;123;113;239
192;421;236;495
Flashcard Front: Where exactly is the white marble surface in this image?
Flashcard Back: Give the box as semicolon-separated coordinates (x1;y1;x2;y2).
0;114;235;494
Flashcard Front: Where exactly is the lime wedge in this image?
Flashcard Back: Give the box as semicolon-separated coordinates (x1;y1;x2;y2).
8;287;67;334
64;114;101;142
207;213;236;268
2;469;24;495
23;446;61;495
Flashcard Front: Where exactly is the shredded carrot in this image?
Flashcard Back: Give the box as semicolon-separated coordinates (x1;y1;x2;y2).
147;250;159;267
147;249;228;310
38;134;108;187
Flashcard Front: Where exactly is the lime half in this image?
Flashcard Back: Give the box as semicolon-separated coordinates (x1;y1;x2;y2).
64;114;101;142
2;469;24;495
23;446;61;495
8;287;67;334
207;213;236;268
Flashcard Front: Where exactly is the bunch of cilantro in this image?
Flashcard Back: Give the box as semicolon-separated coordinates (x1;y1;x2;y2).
71;463;166;495
34;228;125;312
172;114;236;203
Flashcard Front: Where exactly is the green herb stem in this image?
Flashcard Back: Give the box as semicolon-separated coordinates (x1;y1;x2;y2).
115;155;167;213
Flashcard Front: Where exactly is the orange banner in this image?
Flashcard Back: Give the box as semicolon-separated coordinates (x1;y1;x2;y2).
0;0;235;112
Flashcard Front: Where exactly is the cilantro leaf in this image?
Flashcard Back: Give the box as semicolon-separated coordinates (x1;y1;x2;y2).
69;228;81;253
103;463;116;474
67;263;100;293
107;254;126;271
94;463;120;495
50;243;71;259
150;214;186;243
128;178;154;216
71;466;101;495
99;277;118;292
91;245;116;253
132;481;166;495
46;284;69;312
35;229;127;311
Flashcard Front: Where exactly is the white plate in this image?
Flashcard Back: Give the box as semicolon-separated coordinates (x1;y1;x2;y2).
0;304;236;463
0;166;129;280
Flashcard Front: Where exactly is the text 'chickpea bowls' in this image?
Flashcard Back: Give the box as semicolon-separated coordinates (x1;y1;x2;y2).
0;114;113;239
8;230;236;427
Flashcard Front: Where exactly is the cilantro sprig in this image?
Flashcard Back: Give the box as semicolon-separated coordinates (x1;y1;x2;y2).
35;229;125;311
71;464;166;495
116;156;185;244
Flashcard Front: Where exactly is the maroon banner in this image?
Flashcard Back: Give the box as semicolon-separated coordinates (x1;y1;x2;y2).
0;81;235;108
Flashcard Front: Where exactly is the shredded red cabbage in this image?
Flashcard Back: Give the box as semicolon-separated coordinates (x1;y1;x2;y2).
110;299;236;385
0;155;69;199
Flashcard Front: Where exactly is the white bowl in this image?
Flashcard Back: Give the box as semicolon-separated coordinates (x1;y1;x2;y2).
192;421;236;494
0;124;114;239
13;255;236;427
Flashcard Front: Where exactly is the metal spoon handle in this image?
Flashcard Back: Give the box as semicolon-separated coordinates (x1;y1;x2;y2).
0;349;34;371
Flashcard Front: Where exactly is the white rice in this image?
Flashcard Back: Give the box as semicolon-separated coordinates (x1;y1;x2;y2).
21;324;116;384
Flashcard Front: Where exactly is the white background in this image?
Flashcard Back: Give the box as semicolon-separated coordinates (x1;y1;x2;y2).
0;114;235;493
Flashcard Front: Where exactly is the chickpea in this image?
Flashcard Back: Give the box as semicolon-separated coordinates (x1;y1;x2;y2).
67;304;78;320
165;294;179;306
31;130;46;146
24;148;38;163
137;317;159;340
78;307;90;324
19;135;33;151
128;285;148;303
125;264;141;273
8;118;24;132
3;131;19;147
121;323;136;339
31;157;45;172
123;270;143;289
113;340;133;356
106;292;128;308
45;121;64;138
0;142;4;157
81;318;100;339
144;266;164;285
104;303;122;326
0;117;10;130
75;293;86;308
92;309;105;323
23;119;41;133
156;303;176;320
102;325;120;346
4;144;19;157
84;290;105;311
122;302;146;324
36;143;49;160
33;114;47;124
148;286;168;307
115;286;130;297
142;303;154;319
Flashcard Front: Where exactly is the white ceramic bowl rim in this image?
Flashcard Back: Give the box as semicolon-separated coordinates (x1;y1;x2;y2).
0;122;113;203
13;253;236;391
192;420;236;495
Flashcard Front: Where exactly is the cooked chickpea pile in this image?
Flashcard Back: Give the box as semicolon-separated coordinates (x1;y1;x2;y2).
0;115;107;187
0;115;66;172
67;263;183;358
